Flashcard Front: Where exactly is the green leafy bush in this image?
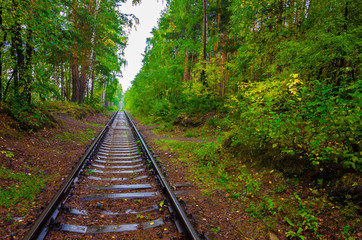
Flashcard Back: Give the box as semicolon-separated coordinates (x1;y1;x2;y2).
5;102;55;131
224;75;361;173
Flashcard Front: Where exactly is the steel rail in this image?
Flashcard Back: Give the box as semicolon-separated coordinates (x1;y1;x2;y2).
124;111;200;240
23;111;119;240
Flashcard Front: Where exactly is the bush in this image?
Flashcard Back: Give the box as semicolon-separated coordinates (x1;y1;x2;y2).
107;105;119;111
4;101;55;131
225;75;361;173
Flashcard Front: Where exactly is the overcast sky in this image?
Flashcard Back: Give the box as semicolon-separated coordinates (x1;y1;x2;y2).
118;0;166;91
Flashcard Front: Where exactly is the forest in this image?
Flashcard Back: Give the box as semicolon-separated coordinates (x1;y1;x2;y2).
124;1;361;237
0;0;134;128
0;0;360;239
125;0;361;173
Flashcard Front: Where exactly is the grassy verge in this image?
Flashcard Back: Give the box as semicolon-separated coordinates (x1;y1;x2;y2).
0;100;110;133
53;128;96;144
0;166;49;221
153;117;223;140
153;139;360;239
48;101;99;120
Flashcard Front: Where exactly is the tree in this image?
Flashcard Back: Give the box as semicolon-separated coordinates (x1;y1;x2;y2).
125;0;361;173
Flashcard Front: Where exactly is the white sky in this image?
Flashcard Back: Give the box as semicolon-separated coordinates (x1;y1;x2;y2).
118;0;166;91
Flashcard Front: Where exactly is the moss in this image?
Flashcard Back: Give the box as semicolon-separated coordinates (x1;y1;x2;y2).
48;101;97;120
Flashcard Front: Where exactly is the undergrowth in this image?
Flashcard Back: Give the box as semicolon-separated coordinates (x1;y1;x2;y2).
54;129;95;144
154;138;361;239
48;101;98;119
0;100;109;132
0;167;46;211
2;101;56;131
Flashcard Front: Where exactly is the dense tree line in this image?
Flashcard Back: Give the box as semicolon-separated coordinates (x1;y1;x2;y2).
0;0;140;109
125;0;361;172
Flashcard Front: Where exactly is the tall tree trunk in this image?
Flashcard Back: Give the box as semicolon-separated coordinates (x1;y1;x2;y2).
71;0;79;103
101;83;106;107
4;71;15;100
71;51;79;102
12;2;25;103
201;0;207;85
91;54;95;98
89;0;101;99
277;0;284;27
55;66;59;100
10;37;18;92
61;63;65;100
66;58;71;101
24;0;34;104
79;48;89;104
10;0;34;104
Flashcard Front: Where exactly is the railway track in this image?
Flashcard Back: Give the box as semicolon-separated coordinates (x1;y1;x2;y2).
23;111;200;240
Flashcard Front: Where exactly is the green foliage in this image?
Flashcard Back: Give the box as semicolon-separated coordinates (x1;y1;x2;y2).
237;167;262;197
155;130;360;239
183;131;199;138
225;75;361;172
124;0;361;175
194;142;221;166
274;182;287;193
83;169;95;176
284;193;320;239
342;222;360;240
107;105;119;111
5;102;55;131
245;196;278;222
0;0;128;113
210;227;221;234
4;213;13;223
124;0;222;123
0;150;14;158
123;4;361;239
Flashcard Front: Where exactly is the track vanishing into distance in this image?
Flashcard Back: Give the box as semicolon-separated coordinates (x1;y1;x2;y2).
23;111;200;240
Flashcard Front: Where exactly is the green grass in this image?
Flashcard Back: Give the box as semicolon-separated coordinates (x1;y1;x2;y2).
86;122;104;127
54;132;74;142
54;129;95;144
0;167;46;210
84;128;96;134
183;131;199;138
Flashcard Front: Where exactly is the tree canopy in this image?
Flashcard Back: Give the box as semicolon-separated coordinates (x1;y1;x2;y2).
124;0;361;172
0;0;138;110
